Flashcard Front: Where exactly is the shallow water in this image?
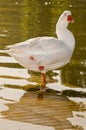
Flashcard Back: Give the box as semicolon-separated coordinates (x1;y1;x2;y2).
0;0;86;130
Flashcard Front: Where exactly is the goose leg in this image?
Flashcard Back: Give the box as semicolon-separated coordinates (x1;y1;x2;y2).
37;72;46;98
41;72;46;91
38;66;46;91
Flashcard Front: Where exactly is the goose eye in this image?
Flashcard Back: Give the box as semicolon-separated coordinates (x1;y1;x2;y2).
64;13;67;16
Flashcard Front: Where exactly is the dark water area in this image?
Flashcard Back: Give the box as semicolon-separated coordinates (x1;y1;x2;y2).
0;0;86;130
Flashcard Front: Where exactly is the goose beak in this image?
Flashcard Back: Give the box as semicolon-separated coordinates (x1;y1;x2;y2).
67;15;74;23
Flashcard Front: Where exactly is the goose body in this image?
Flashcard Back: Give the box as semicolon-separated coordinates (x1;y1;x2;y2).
6;10;75;89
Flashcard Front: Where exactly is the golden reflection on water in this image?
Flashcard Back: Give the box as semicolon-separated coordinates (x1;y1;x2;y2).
2;92;77;130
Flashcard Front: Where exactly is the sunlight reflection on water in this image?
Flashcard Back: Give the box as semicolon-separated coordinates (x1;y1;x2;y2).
0;67;30;78
0;55;17;63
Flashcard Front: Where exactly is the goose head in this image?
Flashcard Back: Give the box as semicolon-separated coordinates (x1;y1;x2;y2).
56;10;74;29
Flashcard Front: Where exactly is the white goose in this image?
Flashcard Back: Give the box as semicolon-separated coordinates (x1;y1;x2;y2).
6;10;75;91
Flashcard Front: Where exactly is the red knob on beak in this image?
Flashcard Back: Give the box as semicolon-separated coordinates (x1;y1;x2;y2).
67;15;74;23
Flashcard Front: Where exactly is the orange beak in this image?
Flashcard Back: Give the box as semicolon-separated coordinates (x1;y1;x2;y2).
67;15;74;23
